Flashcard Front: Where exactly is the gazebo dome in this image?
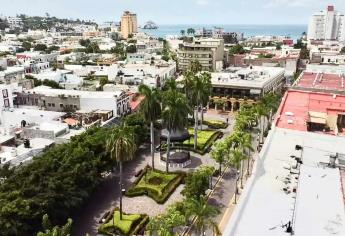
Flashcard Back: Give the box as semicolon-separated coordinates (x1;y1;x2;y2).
160;128;190;142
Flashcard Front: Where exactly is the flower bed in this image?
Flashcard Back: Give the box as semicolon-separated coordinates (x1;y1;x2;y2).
98;208;149;236
125;167;185;204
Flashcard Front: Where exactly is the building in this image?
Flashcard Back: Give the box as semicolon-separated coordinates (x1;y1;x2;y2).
209;66;285;111
17;86;130;117
307;5;345;41
178;38;225;72
120;11;138;39
224;122;345;236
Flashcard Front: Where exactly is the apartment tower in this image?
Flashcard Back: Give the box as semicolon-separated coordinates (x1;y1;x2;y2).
120;11;138;39
307;5;345;41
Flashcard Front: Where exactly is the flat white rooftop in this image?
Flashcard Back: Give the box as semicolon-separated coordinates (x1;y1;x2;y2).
211;66;284;89
25;86;124;98
224;127;345;236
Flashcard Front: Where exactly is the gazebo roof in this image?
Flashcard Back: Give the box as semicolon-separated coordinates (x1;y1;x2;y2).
160;128;190;142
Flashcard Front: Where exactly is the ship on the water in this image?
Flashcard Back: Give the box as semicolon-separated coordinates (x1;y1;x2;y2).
143;21;158;29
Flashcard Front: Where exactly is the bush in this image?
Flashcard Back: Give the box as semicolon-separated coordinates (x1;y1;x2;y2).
98;208;149;236
125;167;185;204
203;120;228;129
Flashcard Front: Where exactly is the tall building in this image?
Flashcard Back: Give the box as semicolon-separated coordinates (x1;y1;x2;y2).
307;5;345;41
178;38;225;72
120;11;138;39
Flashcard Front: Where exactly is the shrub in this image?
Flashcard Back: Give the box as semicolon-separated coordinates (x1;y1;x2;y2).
203;120;228;129
98;208;148;236
125;167;185;204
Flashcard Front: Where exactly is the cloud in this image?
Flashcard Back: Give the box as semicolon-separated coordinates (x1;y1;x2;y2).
264;0;312;8
196;0;210;6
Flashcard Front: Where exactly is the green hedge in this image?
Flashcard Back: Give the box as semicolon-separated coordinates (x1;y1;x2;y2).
125;167;186;204
98;207;149;236
203;120;228;129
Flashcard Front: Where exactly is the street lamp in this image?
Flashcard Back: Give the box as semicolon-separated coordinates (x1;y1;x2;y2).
119;186;126;220
234;170;240;204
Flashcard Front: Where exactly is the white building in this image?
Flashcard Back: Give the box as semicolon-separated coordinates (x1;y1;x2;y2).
22;86;130;117
307;6;345;41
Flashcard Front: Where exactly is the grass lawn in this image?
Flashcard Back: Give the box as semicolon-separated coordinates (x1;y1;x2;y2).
101;211;141;235
136;170;178;195
185;128;220;150
126;167;185;204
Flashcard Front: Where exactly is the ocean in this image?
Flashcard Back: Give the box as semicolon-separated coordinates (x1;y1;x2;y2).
140;24;308;41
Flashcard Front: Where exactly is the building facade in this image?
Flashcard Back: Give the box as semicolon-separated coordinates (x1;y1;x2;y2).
307;6;345;41
120;11;138;39
178;38;225;72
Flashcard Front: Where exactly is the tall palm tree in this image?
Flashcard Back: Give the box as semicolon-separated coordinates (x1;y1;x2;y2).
255;102;269;143
106;125;136;220
229;148;247;204
190;71;212;148
185;197;220;235
139;84;161;170
162;89;191;172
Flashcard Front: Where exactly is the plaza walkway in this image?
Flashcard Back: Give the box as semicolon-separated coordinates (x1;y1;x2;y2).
72;111;241;235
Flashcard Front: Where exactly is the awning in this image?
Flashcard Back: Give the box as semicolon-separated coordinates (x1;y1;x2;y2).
64;118;79;126
308;111;327;124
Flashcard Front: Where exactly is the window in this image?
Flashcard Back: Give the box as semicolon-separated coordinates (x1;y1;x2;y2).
73;105;77;109
60;104;64;108
2;89;8;98
48;103;51;107
52;103;55;107
3;99;9;108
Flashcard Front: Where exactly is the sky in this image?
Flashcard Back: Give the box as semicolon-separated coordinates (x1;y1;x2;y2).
1;0;345;25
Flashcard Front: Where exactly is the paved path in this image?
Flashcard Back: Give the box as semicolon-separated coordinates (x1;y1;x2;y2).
72;112;237;236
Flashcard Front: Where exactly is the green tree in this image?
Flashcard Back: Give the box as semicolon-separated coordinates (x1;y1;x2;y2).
229;44;245;55
211;140;229;174
139;84;161;170
126;44;137;53
184;197;220;235
37;215;72;236
147;207;186;236
34;44;48;51
187;28;195;35
180;29;185;36
106;125;137;220
22;41;32;51
229;148;247;204
182;166;214;199
162;82;191;172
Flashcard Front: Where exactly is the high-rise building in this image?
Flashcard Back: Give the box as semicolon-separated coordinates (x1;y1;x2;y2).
120;11;138;39
307;6;345;42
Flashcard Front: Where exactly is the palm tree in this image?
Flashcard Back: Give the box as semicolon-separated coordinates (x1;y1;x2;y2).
185;197;220;235
180;29;185;36
139;84;161;170
255;102;269;143
229;148;247;204
162;88;191;172
106;125;136;220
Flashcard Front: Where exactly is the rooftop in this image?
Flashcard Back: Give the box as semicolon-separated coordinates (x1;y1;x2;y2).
211;66;284;89
26;86;125;99
294;72;345;91
276;90;345;132
224;127;345;236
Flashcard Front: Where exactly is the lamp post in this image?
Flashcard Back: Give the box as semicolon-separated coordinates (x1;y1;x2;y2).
119;186;126;220
234;170;240;204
